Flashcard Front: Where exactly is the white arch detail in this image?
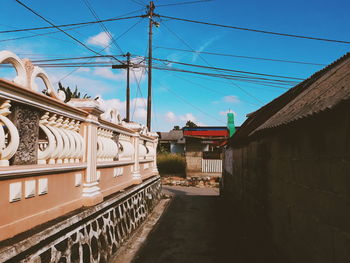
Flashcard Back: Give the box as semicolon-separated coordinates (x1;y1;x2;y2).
0;50;27;87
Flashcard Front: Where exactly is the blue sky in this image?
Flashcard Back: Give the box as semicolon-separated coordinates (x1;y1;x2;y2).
1;0;349;131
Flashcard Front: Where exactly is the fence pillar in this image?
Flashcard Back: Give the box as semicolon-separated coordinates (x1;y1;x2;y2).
152;139;159;173
72;100;104;206
132;135;142;184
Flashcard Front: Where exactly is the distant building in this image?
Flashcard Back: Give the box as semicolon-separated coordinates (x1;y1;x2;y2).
157;130;185;154
183;126;230;178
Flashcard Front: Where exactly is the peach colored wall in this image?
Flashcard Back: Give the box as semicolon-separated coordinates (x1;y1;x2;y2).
0;170;84;241
140;161;155;180
98;165;134;198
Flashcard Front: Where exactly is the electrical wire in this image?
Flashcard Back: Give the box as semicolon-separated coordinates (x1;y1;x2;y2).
129;0;146;7
159;14;350;44
154;46;326;66
156;0;212;8
0;24;90;43
148;57;303;80
161;21;265;104
14;0;123;63
29;54;303;82
0;14;141;34
28;61;297;86
54;18;143;84
162;85;226;124
81;0;124;54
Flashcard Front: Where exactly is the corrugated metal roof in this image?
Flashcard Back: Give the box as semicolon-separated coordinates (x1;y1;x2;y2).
255;53;350;132
230;52;350;145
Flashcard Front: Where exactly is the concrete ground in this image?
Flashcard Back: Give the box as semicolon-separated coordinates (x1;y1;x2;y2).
131;185;275;263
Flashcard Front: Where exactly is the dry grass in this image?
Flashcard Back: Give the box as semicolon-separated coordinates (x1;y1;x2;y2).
157;153;186;177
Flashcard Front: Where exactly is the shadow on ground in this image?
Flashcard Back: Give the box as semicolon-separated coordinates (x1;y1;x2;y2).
132;186;275;263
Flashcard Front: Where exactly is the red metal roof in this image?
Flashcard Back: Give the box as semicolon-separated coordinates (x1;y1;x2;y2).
184;129;229;137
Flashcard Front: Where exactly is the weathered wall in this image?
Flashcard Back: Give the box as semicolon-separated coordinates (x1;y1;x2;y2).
222;103;350;263
185;138;203;177
0;176;161;263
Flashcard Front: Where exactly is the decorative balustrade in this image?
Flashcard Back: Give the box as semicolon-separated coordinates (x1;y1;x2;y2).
139;141;147;160
38;112;84;164
118;134;134;161
97;128;118;162
0;100;19;166
146;141;156;160
0;50;159;241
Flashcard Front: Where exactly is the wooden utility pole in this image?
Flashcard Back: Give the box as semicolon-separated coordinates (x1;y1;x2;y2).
126;52;131;122
112;52;132;122
146;1;155;131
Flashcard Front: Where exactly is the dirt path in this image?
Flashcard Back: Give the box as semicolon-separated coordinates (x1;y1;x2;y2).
131;185;274;263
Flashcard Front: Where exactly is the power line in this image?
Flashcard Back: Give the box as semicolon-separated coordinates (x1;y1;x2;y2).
54;18;143;84
148;57;303;81
150;73;225;124
29;54;303;81
28;60;298;86
81;0;124;54
154;46;327;66
163;67;261;106
161;21;265;104
151;66;296;86
14;0;123;63
157;0;212;8
0;24;89;43
0;14;141;34
159;14;350;44
129;0;146;7
30;55;120;63
165;86;226;124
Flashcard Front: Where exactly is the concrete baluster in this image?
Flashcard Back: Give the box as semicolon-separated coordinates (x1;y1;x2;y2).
0;100;20;166
38;112;56;164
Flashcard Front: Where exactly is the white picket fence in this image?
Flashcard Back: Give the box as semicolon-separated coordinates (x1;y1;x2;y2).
201;159;222;173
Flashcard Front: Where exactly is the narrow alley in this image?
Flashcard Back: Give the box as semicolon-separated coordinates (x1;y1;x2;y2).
132;186;275;263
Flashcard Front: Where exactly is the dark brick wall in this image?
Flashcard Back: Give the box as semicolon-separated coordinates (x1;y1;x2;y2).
222;102;350;263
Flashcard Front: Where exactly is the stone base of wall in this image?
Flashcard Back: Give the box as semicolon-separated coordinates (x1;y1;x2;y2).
0;176;161;263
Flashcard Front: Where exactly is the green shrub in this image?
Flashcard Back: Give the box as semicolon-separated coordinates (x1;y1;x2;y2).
157;153;186;177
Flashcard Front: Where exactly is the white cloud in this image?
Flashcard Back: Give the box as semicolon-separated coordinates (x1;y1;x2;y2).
134;107;147;120
97;96;147;122
165;111;177;122
179;113;196;122
163;112;202;126
48;70;112;97
223;95;240;103
87;32;111;48
93;67;125;81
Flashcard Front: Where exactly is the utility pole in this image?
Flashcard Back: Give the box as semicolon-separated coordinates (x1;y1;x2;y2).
146;1;155;131
126;52;131;122
112;52;132;122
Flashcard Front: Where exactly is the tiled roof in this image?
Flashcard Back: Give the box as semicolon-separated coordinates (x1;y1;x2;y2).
230;52;350;145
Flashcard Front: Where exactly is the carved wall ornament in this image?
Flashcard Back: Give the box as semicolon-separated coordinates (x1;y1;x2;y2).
11;104;40;165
